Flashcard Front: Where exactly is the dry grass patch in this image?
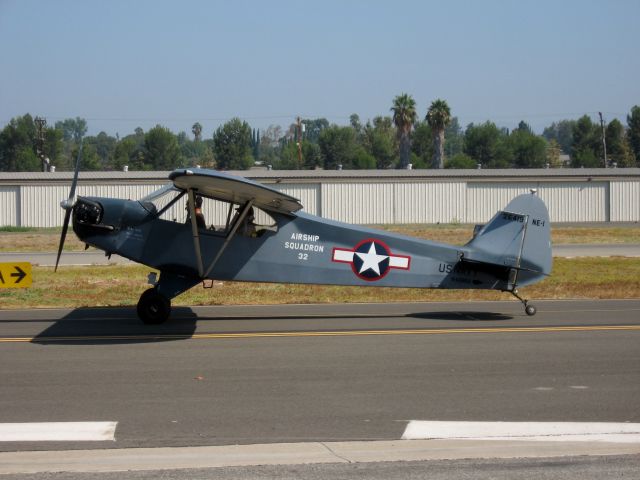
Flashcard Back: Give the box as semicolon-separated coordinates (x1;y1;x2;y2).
1;257;638;310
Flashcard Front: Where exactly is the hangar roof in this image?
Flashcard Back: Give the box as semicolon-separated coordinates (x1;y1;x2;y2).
1;167;639;185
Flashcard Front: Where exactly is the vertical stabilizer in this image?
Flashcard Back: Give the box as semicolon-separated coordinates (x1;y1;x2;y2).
464;192;552;287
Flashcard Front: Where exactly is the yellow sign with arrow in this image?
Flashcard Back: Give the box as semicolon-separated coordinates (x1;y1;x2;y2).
0;262;32;288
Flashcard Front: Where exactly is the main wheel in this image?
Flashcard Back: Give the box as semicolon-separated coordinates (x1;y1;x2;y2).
137;288;171;324
525;304;537;316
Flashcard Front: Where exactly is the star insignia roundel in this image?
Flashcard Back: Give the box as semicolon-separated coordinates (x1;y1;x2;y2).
332;239;411;281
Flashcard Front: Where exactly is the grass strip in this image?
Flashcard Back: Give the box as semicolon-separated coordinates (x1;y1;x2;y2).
0;257;638;310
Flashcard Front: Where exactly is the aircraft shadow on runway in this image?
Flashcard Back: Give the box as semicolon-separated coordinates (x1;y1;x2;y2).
30;308;513;345
31;307;198;345
409;311;513;321
192;311;514;322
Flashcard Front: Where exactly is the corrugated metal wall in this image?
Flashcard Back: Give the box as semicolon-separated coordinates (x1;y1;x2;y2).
1;178;639;227
395;182;466;224
17;184;165;228
272;183;320;216
0;186;18;226
539;182;608;222
465;182;609;223
321;183;396;224
610;181;640;222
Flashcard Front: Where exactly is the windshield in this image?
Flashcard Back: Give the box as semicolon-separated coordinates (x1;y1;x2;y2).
139;184;184;216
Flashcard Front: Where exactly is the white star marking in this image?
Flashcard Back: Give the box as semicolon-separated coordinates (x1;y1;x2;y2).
355;242;389;275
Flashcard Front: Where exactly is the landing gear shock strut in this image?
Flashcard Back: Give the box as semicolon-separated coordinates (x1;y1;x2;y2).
510;289;537;316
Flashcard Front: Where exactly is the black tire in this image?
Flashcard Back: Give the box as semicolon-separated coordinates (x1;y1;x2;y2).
137;288;171;324
525;304;537;316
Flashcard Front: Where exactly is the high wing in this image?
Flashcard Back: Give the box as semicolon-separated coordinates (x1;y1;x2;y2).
169;168;303;215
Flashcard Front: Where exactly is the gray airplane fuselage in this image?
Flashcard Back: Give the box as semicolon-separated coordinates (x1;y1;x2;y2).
73;196;529;295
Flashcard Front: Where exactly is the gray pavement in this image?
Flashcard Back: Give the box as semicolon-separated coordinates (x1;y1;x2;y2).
6;455;639;480
0;300;639;476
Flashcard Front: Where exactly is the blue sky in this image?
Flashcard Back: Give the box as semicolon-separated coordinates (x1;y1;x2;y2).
1;0;638;136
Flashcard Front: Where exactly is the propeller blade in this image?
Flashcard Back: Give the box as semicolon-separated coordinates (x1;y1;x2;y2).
55;140;83;272
68;140;83;202
55;208;72;272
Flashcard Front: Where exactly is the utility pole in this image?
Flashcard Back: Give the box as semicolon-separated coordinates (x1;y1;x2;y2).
296;116;303;165
598;112;608;168
34;116;50;172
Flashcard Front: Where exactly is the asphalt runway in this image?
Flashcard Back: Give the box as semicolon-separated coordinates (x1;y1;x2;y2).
1;299;639;476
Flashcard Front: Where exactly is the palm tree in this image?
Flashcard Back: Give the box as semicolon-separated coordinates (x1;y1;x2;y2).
391;93;417;169
192;122;203;142
426;99;451;168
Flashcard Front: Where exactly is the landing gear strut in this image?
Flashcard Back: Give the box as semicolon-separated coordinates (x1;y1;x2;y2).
137;288;171;324
510;289;537;316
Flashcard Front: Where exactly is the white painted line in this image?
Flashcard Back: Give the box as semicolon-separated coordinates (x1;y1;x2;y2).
402;421;640;443
0;422;117;442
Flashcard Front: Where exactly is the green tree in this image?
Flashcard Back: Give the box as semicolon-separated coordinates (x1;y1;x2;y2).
571;115;601;167
546;139;563;168
627;106;640;162
352;146;376;169
516;120;533;134
543;120;575;154
318;125;362;169
349;113;362;134
275;141;303;169
112;137;138;170
86;131;117;169
391;93;417;169
80;143;102;171
112;128;148;170
14;146;40;171
0;114;36;171
410;121;433;168
0;114;62;171
506;129;547;168
302;141;322;169
273;140;323;170
213;118;254;170
191;122;202;142
444;153;476;169
606;119;636;167
145;125;182;170
43;127;64;169
425;99;451;168
301;118;329;144
362;116;398;169
55;117;87;142
463;121;511;168
444;117;464;157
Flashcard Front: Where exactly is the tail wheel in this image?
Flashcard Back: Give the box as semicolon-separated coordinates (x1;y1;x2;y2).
525;304;537;316
137;288;171;324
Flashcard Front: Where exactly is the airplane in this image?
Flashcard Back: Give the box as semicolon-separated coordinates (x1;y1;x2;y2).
56;149;552;324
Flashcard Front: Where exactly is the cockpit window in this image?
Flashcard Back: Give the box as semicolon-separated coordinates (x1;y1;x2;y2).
139;184;185;219
138;184;278;236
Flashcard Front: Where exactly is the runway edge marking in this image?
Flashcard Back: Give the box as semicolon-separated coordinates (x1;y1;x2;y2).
0;422;117;442
402;421;640;443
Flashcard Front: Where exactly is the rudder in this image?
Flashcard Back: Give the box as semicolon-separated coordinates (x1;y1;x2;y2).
464;191;552;287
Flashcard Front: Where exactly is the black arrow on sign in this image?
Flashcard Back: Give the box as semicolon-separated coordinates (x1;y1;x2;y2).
11;266;27;284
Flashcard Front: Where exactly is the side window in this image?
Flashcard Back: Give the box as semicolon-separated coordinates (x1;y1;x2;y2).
139;187;279;236
229;205;278;237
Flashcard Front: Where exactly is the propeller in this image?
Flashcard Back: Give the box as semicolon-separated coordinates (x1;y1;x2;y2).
55;140;83;272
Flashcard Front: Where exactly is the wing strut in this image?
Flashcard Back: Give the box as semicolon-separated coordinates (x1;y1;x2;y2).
203;199;254;279
187;189;204;278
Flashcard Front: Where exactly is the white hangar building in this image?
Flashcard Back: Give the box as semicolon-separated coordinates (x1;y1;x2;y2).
1;168;639;228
